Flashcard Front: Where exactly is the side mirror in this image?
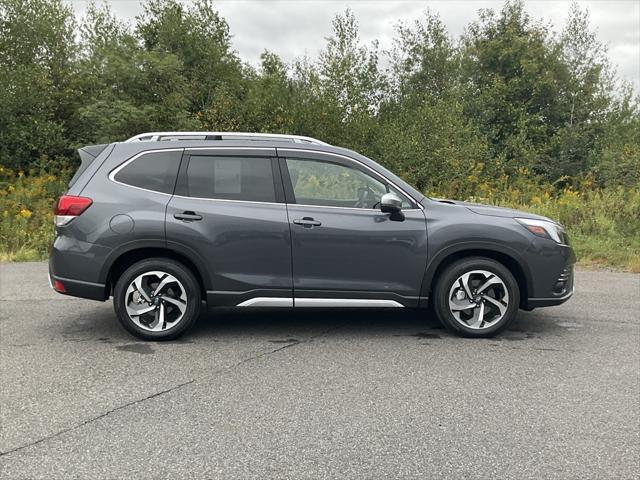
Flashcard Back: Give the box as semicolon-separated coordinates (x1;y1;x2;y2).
380;192;402;214
380;192;405;221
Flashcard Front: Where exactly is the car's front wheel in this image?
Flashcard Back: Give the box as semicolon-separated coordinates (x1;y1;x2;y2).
433;257;520;337
113;258;201;341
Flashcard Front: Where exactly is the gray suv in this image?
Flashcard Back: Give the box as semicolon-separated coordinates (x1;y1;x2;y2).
49;132;575;340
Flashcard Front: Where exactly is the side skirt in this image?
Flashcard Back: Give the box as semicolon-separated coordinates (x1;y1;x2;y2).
207;290;424;308
236;297;403;308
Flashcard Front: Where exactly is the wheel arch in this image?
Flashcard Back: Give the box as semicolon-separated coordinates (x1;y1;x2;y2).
103;244;209;299
422;244;532;308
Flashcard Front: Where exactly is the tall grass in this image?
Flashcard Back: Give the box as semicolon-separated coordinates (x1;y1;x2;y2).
433;172;640;272
0;167;68;261
1;168;638;271
492;187;640;272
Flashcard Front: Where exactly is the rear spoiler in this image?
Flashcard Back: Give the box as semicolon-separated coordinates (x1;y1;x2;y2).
69;144;108;187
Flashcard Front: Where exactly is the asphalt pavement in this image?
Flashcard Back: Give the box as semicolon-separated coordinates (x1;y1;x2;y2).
0;262;638;479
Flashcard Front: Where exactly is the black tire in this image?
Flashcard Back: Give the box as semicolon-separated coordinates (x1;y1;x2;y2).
113;258;201;341
432;257;520;338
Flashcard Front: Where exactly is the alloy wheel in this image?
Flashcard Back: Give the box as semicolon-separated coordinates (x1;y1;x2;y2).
124;271;188;332
448;269;509;330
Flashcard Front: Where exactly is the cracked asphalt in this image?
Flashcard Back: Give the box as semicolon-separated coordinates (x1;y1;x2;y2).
0;262;639;479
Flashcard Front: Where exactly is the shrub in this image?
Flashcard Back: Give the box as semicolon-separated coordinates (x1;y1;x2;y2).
1;170;638;271
0;167;68;261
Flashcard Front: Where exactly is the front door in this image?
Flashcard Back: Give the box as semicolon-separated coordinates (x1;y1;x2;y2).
165;147;292;306
279;151;428;307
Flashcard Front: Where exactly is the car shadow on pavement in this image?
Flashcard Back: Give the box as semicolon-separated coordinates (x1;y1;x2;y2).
57;302;569;345
186;307;568;342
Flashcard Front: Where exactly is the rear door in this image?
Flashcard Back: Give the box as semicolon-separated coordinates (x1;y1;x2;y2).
279;149;428;307
165;147;292;306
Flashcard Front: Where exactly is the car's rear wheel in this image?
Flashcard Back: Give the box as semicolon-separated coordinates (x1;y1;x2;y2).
113;258;201;341
433;257;519;337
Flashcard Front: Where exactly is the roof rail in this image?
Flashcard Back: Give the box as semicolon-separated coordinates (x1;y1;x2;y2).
124;132;330;146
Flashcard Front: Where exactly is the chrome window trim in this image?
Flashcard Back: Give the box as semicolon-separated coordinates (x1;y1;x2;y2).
171;194;284;207
169;195;425;211
171;195;421;211
288;203;423;213
278;148;424;210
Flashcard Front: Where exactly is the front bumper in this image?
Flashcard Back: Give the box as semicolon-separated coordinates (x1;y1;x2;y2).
523;259;575;309
525;285;574;308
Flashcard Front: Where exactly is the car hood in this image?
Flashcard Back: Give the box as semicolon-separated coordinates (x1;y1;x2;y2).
430;198;554;223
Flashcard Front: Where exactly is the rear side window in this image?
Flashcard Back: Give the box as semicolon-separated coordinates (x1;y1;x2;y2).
113;150;182;194
185;156;276;202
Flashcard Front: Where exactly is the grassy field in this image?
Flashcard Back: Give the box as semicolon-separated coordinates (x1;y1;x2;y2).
1;169;639;272
495;194;640;273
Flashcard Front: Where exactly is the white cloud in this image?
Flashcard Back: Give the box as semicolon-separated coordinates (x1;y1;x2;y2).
69;0;640;91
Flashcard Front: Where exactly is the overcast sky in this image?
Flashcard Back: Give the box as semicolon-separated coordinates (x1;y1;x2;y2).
70;0;640;92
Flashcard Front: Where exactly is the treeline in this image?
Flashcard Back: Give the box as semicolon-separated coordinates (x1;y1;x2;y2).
1;0;638;196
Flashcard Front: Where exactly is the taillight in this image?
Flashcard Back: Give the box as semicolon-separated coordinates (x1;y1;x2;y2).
54;195;92;226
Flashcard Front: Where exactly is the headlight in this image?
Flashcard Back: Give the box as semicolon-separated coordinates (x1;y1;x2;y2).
515;218;566;244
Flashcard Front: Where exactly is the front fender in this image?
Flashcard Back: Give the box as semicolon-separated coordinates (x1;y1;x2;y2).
419;241;534;306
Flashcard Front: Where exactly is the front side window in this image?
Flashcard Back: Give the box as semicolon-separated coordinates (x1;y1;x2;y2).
114;150;182;194
286;158;411;209
185;156;276;202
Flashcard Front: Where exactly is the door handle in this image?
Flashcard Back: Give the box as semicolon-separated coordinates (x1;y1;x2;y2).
174;211;203;221
293;217;322;228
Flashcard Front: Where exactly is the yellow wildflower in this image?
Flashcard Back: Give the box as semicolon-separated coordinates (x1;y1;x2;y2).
17;208;32;219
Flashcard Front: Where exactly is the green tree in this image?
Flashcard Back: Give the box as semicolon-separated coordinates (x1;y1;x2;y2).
71;2;196;144
0;0;637;192
380;11;490;194
242;51;296;133
388;10;458;103
136;0;245;128
547;3;617;180
460;1;568;176
293;9;384;154
0;0;77;170
593;87;640;187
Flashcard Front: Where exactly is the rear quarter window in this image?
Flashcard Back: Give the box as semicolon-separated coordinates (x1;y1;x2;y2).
113;150;182;194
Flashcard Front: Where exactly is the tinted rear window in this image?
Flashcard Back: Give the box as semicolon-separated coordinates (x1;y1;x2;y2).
114;150;182;194
185;156;275;202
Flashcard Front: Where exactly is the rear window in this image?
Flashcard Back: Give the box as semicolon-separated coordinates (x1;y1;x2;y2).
185;156;276;202
113;150;182;194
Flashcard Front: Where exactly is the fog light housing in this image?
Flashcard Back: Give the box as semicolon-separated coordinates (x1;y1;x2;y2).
552;266;572;295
